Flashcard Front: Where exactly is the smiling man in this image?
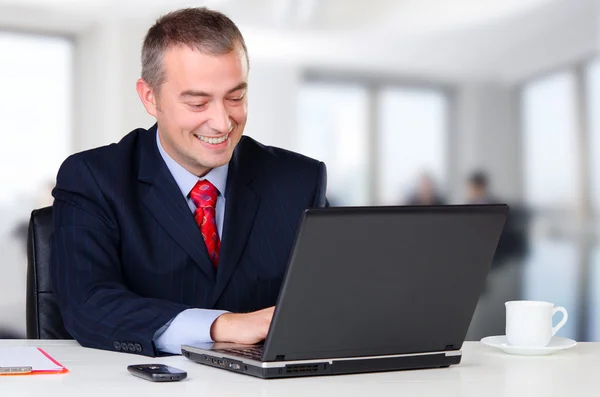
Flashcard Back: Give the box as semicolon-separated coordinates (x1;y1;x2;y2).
50;7;328;356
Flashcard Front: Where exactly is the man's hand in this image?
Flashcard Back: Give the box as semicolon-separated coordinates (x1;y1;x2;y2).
210;306;275;344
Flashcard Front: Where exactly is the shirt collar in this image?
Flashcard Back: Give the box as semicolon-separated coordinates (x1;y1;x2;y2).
156;130;228;199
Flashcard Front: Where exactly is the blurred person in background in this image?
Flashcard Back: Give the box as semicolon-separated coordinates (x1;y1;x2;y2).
466;171;497;205
463;170;529;340
465;170;529;265
405;172;446;206
50;7;327;357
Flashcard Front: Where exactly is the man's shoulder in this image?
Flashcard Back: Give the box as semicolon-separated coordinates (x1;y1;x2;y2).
237;136;322;169
59;127;152;174
236;136;327;205
55;127;156;195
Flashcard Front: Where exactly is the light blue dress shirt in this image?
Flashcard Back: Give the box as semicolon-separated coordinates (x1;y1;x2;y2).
153;131;230;354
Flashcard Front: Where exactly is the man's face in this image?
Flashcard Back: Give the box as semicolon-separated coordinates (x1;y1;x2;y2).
418;177;434;198
468;184;485;201
141;44;248;177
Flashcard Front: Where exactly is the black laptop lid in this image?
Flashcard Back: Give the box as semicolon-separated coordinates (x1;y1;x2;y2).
262;205;508;362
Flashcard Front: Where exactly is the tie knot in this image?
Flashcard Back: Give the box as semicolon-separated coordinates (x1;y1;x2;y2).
190;180;218;209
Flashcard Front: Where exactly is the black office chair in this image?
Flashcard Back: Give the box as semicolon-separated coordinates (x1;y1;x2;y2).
26;206;72;339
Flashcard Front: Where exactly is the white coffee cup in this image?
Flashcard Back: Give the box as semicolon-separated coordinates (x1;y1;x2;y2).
505;300;568;347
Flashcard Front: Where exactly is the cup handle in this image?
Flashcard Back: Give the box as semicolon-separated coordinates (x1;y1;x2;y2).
552;306;568;336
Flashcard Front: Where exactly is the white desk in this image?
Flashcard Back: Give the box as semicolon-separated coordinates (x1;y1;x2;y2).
0;340;596;397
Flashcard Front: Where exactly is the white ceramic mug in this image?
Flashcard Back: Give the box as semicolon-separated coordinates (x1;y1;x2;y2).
505;300;568;347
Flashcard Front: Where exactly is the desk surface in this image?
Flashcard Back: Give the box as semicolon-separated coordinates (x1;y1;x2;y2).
0;340;595;397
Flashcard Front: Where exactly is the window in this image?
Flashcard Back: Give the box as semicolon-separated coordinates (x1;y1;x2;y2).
521;71;579;340
0;32;72;204
586;59;600;215
377;87;448;205
297;80;449;207
522;72;578;209
297;83;370;206
585;59;600;340
0;32;73;336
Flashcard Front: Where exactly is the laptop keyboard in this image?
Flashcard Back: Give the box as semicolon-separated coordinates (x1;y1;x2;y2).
218;346;264;360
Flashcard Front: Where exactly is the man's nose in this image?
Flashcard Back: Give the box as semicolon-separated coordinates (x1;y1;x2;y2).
209;101;232;133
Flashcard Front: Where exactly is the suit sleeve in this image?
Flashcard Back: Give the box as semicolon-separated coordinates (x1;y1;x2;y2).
312;161;328;207
50;155;191;357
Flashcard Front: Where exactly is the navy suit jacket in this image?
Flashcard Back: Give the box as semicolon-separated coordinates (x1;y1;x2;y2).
50;125;327;356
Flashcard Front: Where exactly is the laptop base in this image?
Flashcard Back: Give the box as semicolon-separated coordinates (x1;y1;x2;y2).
182;347;462;379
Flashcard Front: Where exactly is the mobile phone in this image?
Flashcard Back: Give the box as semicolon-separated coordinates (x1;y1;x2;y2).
127;364;187;382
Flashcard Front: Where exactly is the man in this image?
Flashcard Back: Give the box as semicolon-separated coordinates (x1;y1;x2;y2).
50;7;327;357
466;171;496;205
465;171;528;264
405;172;446;206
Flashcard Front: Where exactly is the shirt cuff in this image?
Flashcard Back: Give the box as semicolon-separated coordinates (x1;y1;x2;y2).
153;308;229;354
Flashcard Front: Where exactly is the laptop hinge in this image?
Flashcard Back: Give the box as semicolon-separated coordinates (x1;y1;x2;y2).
445;345;455;351
275;355;286;361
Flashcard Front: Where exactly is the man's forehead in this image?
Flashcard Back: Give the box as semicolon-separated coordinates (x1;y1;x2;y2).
163;43;247;65
163;47;247;79
179;82;248;98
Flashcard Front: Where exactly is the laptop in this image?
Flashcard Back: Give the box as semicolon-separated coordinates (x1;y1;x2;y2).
182;204;508;378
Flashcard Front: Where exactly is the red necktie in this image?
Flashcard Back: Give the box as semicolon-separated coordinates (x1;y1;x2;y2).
190;180;220;267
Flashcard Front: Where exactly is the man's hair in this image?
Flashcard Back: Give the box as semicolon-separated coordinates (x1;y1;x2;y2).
469;171;488;189
141;7;248;90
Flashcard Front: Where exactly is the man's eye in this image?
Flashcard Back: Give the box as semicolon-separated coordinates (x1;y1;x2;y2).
228;95;245;102
190;103;207;108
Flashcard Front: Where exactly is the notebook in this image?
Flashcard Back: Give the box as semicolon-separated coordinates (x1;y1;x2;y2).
0;347;68;375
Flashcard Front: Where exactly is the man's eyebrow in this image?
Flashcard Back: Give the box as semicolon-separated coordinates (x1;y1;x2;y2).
179;82;247;99
226;82;247;94
179;90;210;98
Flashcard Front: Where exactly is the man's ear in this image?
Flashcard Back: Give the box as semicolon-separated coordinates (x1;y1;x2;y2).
136;78;158;117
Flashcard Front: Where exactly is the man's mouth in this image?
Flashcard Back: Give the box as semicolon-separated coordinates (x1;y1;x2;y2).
194;133;229;145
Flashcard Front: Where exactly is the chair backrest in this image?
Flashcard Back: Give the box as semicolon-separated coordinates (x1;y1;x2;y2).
26;207;72;339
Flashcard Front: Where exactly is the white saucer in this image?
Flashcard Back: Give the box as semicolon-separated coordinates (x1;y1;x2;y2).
480;335;577;356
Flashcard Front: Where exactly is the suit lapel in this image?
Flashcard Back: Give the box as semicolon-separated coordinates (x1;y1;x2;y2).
138;126;216;282
210;141;260;305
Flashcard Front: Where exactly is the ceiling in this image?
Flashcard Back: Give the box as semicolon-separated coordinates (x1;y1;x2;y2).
0;0;561;34
0;0;595;82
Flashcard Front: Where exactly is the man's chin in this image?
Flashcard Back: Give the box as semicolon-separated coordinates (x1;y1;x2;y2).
196;153;233;170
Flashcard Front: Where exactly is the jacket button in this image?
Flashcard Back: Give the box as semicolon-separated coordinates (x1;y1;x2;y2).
113;341;121;350
128;343;135;352
134;343;142;353
121;342;128;351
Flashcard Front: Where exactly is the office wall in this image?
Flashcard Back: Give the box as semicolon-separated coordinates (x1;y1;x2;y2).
73;19;124;151
497;0;598;83
452;84;521;202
